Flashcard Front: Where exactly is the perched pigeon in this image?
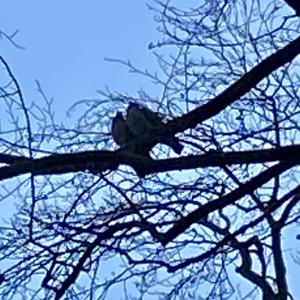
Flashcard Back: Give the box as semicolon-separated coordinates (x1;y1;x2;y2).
126;103;154;136
126;102;183;154
111;112;135;146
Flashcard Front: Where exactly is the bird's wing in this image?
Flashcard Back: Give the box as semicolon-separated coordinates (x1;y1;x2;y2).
126;105;154;135
139;105;167;126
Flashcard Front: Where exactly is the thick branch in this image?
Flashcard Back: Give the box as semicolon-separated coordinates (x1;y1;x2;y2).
0;153;30;164
271;225;288;299
236;242;276;299
1;145;300;181
0;150;147;180
167;35;300;134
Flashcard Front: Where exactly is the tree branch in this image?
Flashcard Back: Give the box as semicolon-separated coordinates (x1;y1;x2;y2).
1;145;300;181
167;35;300;134
161;161;295;245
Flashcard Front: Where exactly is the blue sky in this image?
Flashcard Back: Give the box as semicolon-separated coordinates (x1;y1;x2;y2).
1;1;159;116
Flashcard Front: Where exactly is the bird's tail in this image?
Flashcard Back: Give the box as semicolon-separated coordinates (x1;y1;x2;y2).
161;136;183;154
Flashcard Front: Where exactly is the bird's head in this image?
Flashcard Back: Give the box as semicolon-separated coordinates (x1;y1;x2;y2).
128;102;139;110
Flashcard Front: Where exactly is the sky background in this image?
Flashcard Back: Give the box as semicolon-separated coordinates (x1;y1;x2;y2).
1;1;159;117
1;1;300;299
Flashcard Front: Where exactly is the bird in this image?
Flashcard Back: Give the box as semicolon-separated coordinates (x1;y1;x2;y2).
126;102;183;154
126;103;155;136
111;112;136;146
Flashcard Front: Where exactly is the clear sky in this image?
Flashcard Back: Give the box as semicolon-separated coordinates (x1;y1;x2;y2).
1;1;159;117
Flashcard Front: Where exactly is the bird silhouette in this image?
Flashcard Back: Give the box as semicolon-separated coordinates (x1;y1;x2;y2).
126;102;183;154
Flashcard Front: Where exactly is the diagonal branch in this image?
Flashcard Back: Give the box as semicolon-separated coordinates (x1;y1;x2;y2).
160;161;296;245
165;184;300;272
167;35;300;134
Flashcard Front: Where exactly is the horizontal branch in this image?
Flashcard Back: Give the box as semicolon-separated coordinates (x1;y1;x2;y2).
0;153;30;164
1;145;300;181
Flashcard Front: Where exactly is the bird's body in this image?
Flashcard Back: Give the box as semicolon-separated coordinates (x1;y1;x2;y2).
139;105;166;127
126;102;183;154
126;102;168;136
